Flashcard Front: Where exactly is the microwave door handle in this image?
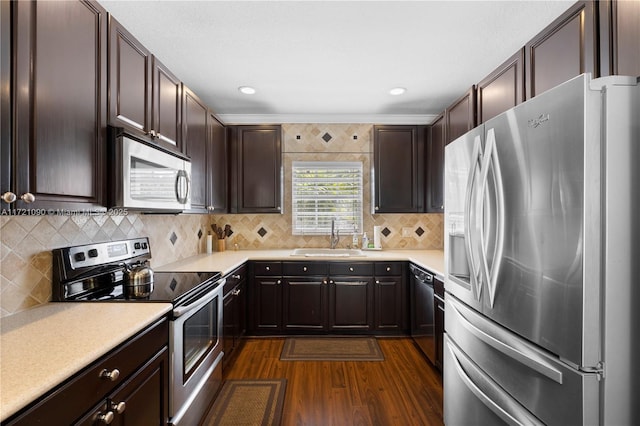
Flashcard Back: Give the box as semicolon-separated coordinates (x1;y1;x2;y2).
175;170;189;204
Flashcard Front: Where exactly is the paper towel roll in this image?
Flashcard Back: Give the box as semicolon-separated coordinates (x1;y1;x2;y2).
373;226;382;249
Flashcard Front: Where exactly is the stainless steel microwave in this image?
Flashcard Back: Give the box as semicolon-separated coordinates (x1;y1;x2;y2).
110;133;191;212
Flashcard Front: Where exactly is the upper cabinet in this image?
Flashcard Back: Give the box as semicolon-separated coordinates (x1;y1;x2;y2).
108;17;183;154
182;85;209;212
599;0;640;78
373;125;425;214
426;115;445;213
3;0;107;212
445;87;476;144
476;50;525;124
207;111;228;213
230;125;282;214
525;1;598;99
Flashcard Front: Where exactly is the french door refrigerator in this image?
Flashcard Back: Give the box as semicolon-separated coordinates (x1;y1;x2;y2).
443;74;639;425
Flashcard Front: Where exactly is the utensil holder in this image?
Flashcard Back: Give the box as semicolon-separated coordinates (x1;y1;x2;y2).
217;239;226;252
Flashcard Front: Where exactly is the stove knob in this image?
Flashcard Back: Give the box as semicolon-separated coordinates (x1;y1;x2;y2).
74;252;86;262
142;242;148;249
88;249;98;258
134;242;141;250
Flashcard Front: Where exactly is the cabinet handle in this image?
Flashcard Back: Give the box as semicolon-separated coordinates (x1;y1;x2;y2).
232;274;241;280
303;266;307;272
276;280;281;285
329;280;334;284
386;267;391;272
323;280;327;285
376;280;380;284
111;401;126;414
1;192;16;203
233;288;241;296
99;368;120;381
96;411;115;424
349;267;354;272
20;192;35;203
265;266;270;271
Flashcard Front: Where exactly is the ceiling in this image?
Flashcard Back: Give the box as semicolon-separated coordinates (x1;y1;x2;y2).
99;0;574;125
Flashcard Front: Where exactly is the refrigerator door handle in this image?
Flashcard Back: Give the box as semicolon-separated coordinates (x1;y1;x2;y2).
447;339;545;426
448;298;564;384
464;135;484;301
479;128;505;308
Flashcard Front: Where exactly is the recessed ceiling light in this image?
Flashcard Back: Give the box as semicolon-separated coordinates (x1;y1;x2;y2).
389;87;406;96
238;86;256;95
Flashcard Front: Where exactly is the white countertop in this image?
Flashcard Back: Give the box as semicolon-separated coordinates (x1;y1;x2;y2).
0;302;171;422
157;249;445;280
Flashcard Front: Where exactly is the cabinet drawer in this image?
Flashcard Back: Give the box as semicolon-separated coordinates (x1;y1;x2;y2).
6;318;168;425
252;261;282;276
374;262;403;276
283;262;328;276
330;262;374;276
224;264;247;294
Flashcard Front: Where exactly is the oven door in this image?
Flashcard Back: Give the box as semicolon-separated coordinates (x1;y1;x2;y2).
169;279;224;424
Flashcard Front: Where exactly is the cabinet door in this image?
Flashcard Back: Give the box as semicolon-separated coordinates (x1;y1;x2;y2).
283;277;328;331
476;49;525;124
152;56;182;153
374;276;405;332
329;277;374;331
182;85;209;212
11;0;106;211
207;112;227;213
223;290;236;366
232;125;282;213
77;348;169;426
599;0;640;78
445;87;476;144
525;1;597;99
426;115;445;213
251;276;282;332
373;125;424;213
108;16;151;135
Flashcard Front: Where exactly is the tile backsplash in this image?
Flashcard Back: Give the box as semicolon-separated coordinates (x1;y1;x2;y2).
0;123;443;318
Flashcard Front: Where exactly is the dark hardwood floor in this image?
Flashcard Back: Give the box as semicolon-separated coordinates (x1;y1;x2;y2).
218;337;444;425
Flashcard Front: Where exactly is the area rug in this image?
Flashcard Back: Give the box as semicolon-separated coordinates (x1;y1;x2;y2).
280;337;384;361
204;379;286;426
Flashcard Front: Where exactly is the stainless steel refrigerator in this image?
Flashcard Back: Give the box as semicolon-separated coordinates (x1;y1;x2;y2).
443;74;639;425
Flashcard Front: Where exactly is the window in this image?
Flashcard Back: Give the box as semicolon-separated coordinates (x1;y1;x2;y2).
292;161;363;235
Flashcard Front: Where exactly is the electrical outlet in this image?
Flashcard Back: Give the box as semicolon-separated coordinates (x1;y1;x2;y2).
402;227;412;238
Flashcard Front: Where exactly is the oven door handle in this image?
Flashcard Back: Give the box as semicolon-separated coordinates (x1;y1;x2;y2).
173;278;225;318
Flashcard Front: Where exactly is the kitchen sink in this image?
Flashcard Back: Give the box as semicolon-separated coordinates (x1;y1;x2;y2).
291;248;366;257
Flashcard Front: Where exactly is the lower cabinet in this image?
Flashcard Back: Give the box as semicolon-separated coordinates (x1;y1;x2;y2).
434;277;445;371
222;264;247;370
5;318;169;425
248;260;406;335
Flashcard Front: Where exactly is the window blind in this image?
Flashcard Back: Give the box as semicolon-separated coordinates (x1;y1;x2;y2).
292;161;363;235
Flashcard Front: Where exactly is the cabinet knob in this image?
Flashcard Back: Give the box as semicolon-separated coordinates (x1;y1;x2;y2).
20;192;35;203
111;401;126;414
276;280;281;285
1;192;16;203
233;288;241;296
375;206;379;211
386;267;391;272
99;368;120;381
232;274;241;280
323;280;327;285
376;280;380;284
265;266;270;271
349;267;354;272
440;205;444;209
303;266;307;272
96;411;115;424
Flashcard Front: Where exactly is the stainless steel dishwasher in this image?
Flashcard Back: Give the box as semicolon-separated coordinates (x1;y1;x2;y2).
409;264;436;366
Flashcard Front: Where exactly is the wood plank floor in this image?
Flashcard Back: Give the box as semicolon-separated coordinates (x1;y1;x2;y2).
218;337;444;426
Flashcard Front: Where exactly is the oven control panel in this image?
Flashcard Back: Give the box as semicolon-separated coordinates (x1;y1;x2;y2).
67;237;151;269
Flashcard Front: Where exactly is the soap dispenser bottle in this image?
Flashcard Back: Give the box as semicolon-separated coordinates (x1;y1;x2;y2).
361;232;369;249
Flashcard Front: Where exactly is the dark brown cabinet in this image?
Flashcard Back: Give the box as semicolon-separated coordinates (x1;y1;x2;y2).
283;262;329;331
599;0;640;78
476;50;525;124
372;125;425;213
108;17;182;154
249;261;283;332
230;125;282;213
445;87;476;144
525;1;598;99
329;263;374;332
4;0;107;212
223;264;247;369
426;114;445;213
182;85;209;212
207;112;228;213
5;318;169;425
373;262;406;332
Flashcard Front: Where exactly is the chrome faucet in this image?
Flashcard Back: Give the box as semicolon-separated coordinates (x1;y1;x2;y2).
330;218;340;249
